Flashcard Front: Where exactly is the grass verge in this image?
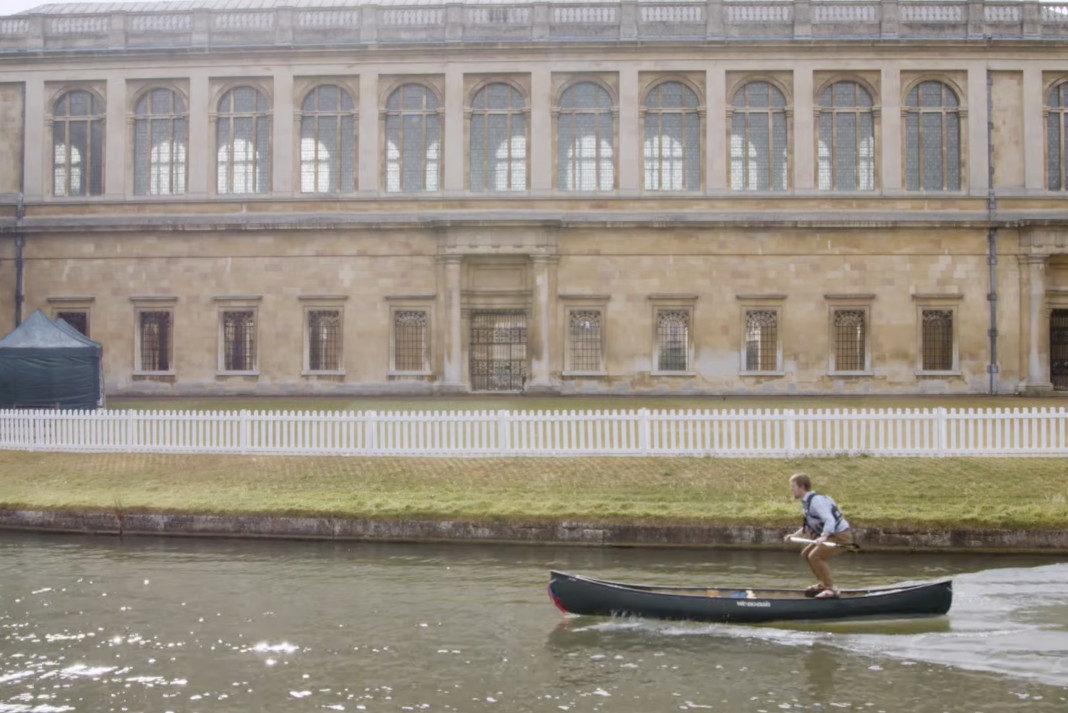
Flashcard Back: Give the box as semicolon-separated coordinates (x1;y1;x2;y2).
1;451;1066;531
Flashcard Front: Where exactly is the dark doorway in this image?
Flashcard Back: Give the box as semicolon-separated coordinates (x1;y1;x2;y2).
1052;309;1068;391
469;310;527;392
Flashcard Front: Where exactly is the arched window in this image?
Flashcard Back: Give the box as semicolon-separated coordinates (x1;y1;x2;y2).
557;82;614;192
52;89;105;197
817;81;875;191
300;85;357;193
643;81;700;191
470;83;526;192
134;88;187;196
216;86;270;194
904;80;961;191
385;84;441;193
730;81;788;191
1047;82;1068;191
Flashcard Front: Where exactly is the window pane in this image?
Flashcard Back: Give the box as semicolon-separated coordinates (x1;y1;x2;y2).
385;85;440;193
394;310;428;371
745;310;777;371
833;310;866;371
644;82;700;192
307;310;342;371
656;310;689;372
557;82;614;191
568;310;602;371
139;311;172;371
922;310;953;371
216;87;270;195
471;83;526;192
222;311;255;371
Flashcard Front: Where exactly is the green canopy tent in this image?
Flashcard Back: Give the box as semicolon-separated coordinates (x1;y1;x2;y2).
0;309;104;410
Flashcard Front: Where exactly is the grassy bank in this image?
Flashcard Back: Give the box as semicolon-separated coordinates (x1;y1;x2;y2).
2;451;1066;531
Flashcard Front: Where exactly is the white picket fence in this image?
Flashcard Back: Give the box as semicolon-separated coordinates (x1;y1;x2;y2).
0;407;1066;457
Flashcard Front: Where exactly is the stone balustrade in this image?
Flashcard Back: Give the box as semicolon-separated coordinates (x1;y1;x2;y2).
0;0;1066;51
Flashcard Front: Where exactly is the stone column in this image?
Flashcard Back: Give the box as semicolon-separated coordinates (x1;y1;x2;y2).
187;71;210;198
706;67;726;192
967;65;988;196
439;254;464;389
618;68;639;194
1023;67;1044;191
881;66;901;193
358;72;378;195
793;66;815;191
444;66;464;194
22;78;44;201
527;254;558;391
530;68;552;194
272;70;293;195
105;76;126;198
1017;253;1053;393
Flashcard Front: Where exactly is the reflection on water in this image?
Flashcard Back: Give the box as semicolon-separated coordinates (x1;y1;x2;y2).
1;532;1066;712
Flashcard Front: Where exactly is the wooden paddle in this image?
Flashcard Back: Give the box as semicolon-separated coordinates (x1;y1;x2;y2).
789;536;861;551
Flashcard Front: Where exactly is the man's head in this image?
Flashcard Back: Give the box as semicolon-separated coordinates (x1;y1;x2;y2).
789;472;812;499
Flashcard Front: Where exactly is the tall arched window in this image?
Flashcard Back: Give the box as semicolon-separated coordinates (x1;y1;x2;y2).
133;88;187;196
216;86;270;194
557;82;614;192
1047;82;1068;191
385;84;441;193
904;80;961;191
730;81;788;191
817;81;875;191
52;89;105;197
470;83;527;192
643;81;700;191
300;85;357;193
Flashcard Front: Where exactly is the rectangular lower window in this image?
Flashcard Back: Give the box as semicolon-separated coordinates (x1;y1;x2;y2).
138;310;172;372
221;309;256;372
832;308;867;372
306;309;342;372
393;309;429;372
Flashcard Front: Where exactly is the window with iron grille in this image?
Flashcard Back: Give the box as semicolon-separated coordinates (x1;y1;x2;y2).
385;84;441;192
470;83;527;192
55;310;89;336
744;310;779;372
300;85;357;193
221;310;256;372
656;310;690;372
731;81;788;191
567;310;603;372
393;310;428;372
557;82;614;191
216;86;271;195
832;309;867;372
306;309;342;372
904;81;961;191
920;309;954;371
53;89;105;197
817;81;875;191
1047;82;1068;190
138;310;172;372
134;87;188;196
643;81;700;191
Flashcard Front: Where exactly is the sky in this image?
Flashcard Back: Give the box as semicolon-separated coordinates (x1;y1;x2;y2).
1;0;179;16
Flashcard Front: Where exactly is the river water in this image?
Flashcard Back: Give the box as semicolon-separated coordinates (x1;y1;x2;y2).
1;532;1066;713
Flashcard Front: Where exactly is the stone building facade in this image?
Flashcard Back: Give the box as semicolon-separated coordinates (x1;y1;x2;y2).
1;0;1068;397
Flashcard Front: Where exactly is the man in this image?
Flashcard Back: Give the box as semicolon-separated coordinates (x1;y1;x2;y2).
783;472;853;599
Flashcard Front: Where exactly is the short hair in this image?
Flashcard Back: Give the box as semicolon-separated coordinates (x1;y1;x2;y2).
789;472;812;491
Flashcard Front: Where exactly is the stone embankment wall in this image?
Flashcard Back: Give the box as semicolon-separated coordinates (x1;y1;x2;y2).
2;509;1066;553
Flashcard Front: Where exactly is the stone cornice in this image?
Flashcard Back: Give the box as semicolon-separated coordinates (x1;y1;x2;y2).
2;1;1067;56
